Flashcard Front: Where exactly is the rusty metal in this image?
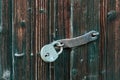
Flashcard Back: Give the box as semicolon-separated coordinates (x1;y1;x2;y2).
58;30;99;48
40;30;99;62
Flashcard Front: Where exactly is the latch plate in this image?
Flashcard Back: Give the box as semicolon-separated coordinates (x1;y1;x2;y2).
58;30;99;48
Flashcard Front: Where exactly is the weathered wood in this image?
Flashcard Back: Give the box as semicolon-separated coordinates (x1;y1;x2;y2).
34;0;49;80
48;0;55;80
86;0;100;80
0;0;11;79
12;0;32;80
114;1;120;79
70;1;88;80
100;0;120;80
71;0;100;80
1;0;120;80
28;0;36;79
106;1;116;80
99;0;107;80
46;0;71;80
52;0;71;80
106;0;120;80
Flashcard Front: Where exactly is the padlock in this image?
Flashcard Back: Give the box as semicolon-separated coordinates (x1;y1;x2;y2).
40;41;63;62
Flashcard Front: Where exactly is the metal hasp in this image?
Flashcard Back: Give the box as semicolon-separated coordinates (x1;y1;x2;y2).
58;30;99;48
40;30;99;62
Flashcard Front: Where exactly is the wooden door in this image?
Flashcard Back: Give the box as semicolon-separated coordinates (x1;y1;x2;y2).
0;0;120;80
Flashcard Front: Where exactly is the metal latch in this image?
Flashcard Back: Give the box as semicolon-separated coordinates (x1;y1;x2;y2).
40;30;99;62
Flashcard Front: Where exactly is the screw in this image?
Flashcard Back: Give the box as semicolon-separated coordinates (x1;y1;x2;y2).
39;8;46;13
20;20;26;27
80;59;84;62
72;69;78;76
27;8;33;14
107;10;117;22
31;53;33;56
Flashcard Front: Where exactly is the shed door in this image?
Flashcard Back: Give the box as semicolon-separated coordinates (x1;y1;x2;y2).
0;0;120;80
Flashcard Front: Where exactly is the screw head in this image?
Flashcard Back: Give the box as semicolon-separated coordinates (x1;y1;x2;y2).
39;8;46;13
20;20;26;27
72;69;78;76
107;10;117;22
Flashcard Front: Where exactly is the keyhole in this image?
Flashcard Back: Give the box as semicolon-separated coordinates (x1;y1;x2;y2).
45;53;49;57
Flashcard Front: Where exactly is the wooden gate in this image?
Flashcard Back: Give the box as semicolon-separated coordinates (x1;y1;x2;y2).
0;0;120;80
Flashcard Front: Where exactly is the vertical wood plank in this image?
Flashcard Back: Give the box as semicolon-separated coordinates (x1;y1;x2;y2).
28;0;36;79
0;0;2;77
51;0;71;80
114;1;120;79
48;0;55;80
71;0;100;80
70;0;88;79
106;0;120;80
100;0;120;80
99;0;107;80
86;0;100;80
106;0;116;79
12;0;32;80
34;0;49;80
0;0;11;79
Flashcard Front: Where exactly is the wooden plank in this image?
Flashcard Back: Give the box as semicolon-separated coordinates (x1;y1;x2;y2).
106;0;120;80
100;0;120;80
105;0;116;80
114;0;120;79
12;0;32;80
70;0;88;79
46;0;71;80
34;0;49;80
99;0;107;80
52;0;71;80
71;0;100;80
27;0;35;80
86;0;100;80
0;0;11;79
0;0;4;77
48;0;55;80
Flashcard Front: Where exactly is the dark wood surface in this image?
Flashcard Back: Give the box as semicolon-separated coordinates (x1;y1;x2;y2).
0;0;120;80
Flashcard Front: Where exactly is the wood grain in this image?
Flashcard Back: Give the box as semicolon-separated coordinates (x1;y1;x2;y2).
54;0;70;79
71;0;100;80
34;0;49;80
1;0;120;80
114;0;120;79
0;0;11;79
12;0;31;80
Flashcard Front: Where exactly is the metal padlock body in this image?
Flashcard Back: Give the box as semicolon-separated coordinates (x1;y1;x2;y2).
40;41;62;62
